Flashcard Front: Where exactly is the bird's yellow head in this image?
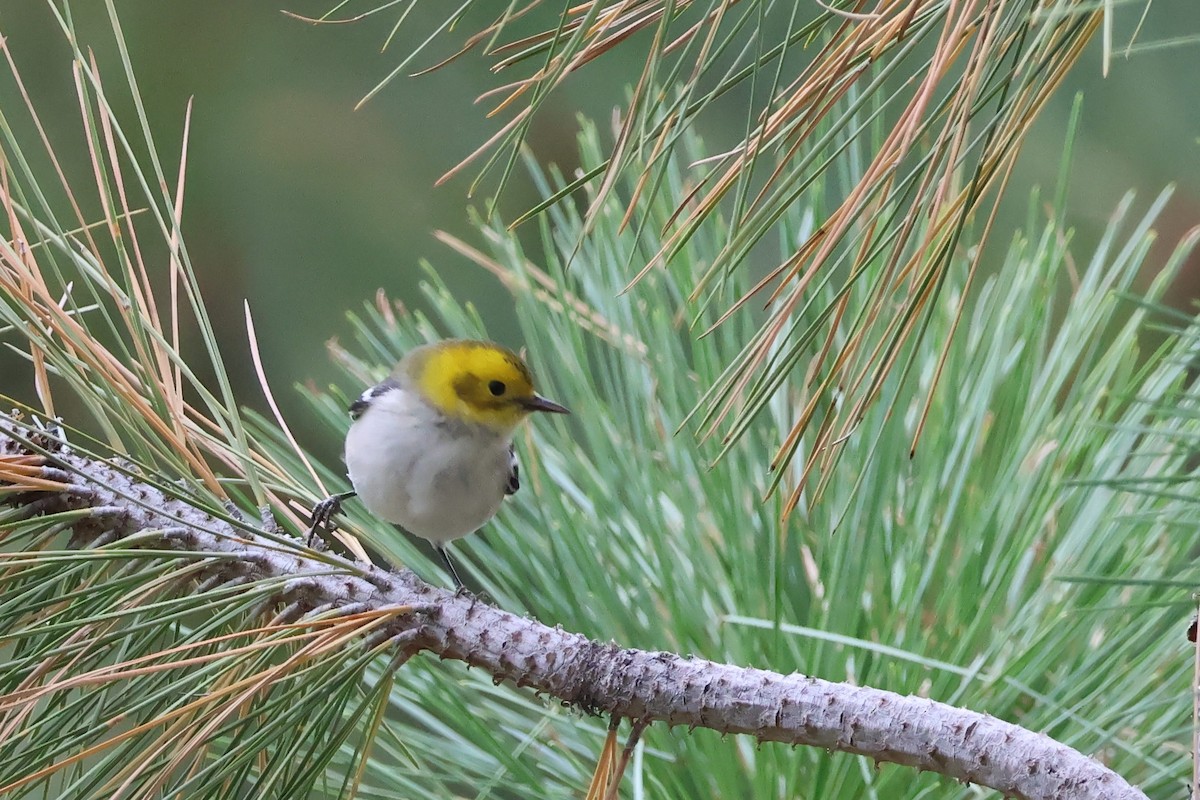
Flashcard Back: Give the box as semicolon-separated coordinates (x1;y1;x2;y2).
399;339;569;432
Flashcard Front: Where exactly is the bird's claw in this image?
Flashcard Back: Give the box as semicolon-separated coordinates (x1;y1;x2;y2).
306;493;350;547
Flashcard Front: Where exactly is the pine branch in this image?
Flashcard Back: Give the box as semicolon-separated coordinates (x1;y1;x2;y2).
0;419;1147;800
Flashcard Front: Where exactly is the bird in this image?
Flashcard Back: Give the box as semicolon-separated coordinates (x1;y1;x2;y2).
309;339;568;588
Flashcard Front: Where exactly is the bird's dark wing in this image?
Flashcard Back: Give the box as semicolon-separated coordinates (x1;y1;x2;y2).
505;444;519;495
349;378;400;420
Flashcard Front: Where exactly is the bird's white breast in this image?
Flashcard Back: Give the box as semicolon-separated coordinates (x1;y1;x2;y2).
344;388;513;544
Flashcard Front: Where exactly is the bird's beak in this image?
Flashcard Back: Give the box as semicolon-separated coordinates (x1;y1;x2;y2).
520;394;570;414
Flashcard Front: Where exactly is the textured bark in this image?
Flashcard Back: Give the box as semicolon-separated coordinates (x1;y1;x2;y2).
0;425;1148;800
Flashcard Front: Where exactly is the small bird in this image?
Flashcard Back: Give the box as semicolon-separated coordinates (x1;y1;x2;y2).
310;339;568;588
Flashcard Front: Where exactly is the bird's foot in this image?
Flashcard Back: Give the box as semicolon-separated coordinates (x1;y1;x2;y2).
306;490;356;547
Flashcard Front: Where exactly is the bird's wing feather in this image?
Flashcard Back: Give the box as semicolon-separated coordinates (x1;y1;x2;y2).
349;378;400;420
505;444;519;495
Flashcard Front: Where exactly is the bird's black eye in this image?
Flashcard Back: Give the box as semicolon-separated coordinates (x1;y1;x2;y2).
488;380;506;396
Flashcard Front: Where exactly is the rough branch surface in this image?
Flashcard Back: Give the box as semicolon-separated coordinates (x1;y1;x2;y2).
0;424;1147;800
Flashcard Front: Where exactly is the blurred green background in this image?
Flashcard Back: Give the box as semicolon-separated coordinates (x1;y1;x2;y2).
1;2;1197;452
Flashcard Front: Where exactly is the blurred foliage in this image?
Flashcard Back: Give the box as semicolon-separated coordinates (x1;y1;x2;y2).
301;0;1200;506
0;2;638;444
0;1;1197;454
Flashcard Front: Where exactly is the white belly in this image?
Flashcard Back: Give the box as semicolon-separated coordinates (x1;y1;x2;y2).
344;389;512;544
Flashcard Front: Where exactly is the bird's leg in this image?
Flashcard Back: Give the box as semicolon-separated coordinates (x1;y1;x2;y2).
435;545;466;592
306;490;357;547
